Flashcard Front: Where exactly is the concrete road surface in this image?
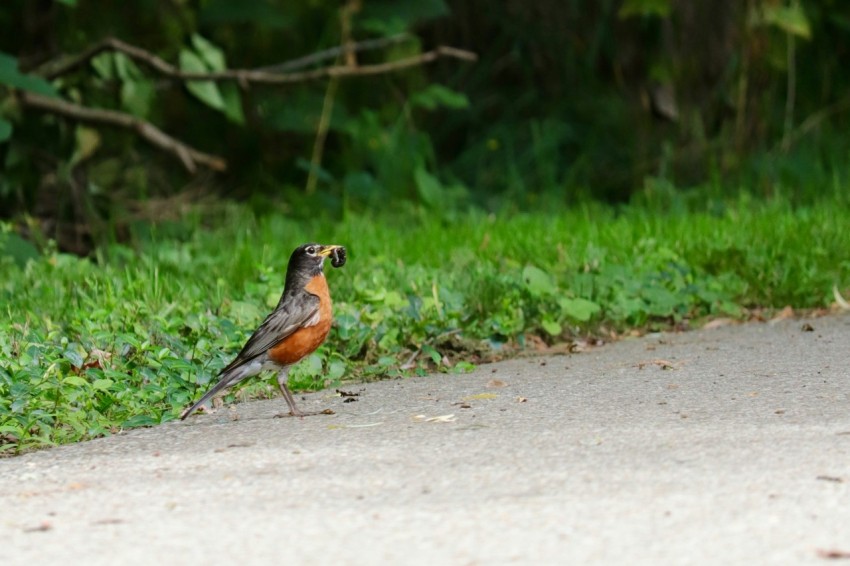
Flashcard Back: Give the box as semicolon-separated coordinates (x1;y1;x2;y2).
2;314;849;565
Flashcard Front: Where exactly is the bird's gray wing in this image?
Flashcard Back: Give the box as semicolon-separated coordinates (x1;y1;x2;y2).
222;291;320;371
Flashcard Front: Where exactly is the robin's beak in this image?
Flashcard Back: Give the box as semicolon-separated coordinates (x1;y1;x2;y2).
317;245;341;258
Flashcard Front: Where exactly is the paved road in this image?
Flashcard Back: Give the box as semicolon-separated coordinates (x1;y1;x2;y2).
2;315;849;565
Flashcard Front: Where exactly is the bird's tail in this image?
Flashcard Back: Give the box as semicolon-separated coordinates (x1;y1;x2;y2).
179;364;251;420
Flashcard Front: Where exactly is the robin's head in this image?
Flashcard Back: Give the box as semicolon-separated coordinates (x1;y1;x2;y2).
284;243;342;291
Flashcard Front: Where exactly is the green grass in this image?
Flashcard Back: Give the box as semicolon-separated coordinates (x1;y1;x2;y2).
2;195;849;453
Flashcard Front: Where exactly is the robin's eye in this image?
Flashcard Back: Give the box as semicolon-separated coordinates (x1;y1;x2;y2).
306;246;316;255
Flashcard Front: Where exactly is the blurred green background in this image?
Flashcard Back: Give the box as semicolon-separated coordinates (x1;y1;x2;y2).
2;0;849;250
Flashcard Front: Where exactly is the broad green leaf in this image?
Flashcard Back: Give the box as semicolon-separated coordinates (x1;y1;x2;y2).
760;3;811;39
642;287;679;317
300;354;324;378
90;53;114;79
63;375;88;387
219;82;245;125
378;327;399;350
718;300;744;317
63;349;84;368
326;360;346;382
541;318;562;336
179;36;241;122
0;118;12;143
410;84;470;110
120;78;155;118
0;230;38;266
122;414;158;427
96;52;153;117
179;49;225;111
522;265;557;297
114;52;143;81
414;165;444;207
385;291;406;308
70;126;101;166
452;361;476;374
0;52;58;97
558;297;601;322
610;295;646;322
92;378;114;391
618;0;672;18
191;34;226;71
422;344;442;364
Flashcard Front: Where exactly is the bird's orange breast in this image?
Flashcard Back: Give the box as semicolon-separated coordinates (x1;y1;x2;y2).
268;275;333;365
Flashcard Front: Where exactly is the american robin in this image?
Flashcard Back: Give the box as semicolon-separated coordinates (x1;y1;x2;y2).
180;243;346;420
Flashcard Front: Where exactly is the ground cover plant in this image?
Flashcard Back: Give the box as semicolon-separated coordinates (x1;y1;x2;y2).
1;192;849;454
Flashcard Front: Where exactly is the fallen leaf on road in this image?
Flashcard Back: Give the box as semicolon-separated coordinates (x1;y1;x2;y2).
568;339;598;353
462;393;498;401
214;442;254;453
516;397;528;403
526;335;548;351
770;305;795;322
336;389;363;397
486;379;507;388
637;359;679;370
413;414;457;423
704;318;736;330
816;475;844;483
92;518;124;525
23;521;52;533
816;548;850;560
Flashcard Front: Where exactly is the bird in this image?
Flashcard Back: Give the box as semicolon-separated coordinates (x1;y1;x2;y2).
180;243;347;420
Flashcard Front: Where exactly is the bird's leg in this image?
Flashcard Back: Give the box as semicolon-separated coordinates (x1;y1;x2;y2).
276;380;305;417
273;368;334;418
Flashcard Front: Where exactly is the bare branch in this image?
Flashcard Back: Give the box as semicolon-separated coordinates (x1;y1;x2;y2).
39;38;170;80
257;33;412;73
17;91;227;174
39;37;478;85
26;37;476;175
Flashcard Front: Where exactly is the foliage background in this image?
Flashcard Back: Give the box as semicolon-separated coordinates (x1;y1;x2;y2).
2;0;850;245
